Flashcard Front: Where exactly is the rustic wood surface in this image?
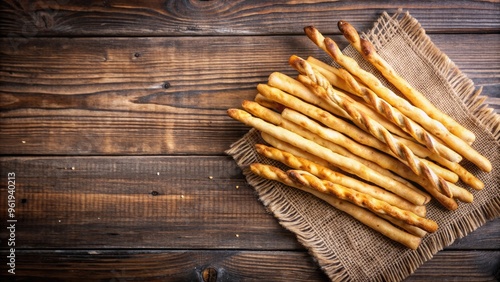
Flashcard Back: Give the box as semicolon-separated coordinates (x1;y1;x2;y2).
0;1;499;281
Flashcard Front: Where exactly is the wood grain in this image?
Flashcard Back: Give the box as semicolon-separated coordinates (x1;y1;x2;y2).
0;250;328;281
1;34;498;155
0;2;499;281
0;0;498;37
405;251;500;282
0;156;498;250
0;250;497;281
0;156;300;249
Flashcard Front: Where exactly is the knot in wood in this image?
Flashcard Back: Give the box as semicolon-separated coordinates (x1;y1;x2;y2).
201;267;217;282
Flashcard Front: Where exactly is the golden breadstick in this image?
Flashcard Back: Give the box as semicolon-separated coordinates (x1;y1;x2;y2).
287;170;438;233
256;83;439;202
255;143;426;216
243;100;417;188
379;214;427;238
282;107;457;184
419;159;458;183
262;132;431;205
290;56;454;201
254;93;285;112
260;132;334;169
307;56;355;93
337;20;476;144
258;84;470;207
267;71;449;165
249;163;422;249
227;108;427;205
296;72;456;201
298;71;455;198
305;26;491;172
435;158;484;190
448;182;473;203
336;67;462;163
261;80;395;153
268;72;347;117
307;59;477;186
268;72;410;139
305;56;462;163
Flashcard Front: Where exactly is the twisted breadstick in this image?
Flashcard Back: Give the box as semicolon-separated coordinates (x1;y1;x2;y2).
289;55;453;199
304;25;492;173
337;20;476;144
254;143;426;216
305;58;484;189
336;67;461;163
227;108;428;205
287;169;438;233
249;163;422;249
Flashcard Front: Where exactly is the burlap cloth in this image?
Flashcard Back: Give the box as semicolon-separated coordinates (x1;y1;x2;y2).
226;11;500;281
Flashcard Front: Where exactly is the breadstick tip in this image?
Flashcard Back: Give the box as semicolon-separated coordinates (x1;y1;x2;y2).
288;54;302;66
227;108;251;120
337;20;360;44
289;55;311;75
304;26;325;46
241;99;253;108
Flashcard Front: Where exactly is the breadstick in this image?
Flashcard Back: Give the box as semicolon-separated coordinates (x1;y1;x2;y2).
296;72;456;201
290;56;454;201
227;108;427;205
260;132;434;207
254;93;285;112
260;132;334;169
257;84;442;199
268;72;347;118
305;26;491;172
395;134;482;189
282;107;457;184
448;182;473;203
298;71;455;198
259;84;474;207
249;163;422;249
434;158;484;190
336;67;462;163
287;169;438;233
307;55;463;163
307;56;355;93
337;20;475;144
268;72;410;139
307;59;475;186
419;159;458;183
243;100;417;188
267;71;448;165
379;214;427;238
255;143;426;216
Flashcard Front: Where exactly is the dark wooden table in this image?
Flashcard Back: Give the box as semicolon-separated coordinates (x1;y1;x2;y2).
1;1;499;281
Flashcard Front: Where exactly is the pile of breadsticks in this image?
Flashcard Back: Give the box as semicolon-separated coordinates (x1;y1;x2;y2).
227;22;492;249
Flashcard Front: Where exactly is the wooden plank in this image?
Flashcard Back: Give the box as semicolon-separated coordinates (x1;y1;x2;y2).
0;250;498;281
0;156;300;249
0;1;498;37
1;34;498;155
405;251;500;282
0;250;328;281
445;217;500;250
0;156;498;250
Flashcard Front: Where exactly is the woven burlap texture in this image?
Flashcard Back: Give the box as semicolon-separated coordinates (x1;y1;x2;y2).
226;11;499;282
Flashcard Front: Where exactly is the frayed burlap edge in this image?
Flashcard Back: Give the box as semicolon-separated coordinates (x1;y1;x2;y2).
366;11;500;141
226;10;500;282
226;129;351;281
360;11;500;282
